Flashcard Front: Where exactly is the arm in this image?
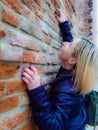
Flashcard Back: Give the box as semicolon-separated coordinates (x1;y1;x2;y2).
59;21;73;42
55;9;73;42
21;65;81;130
27;85;81;130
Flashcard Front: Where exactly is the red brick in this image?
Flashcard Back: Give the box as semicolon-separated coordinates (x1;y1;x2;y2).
35;7;44;19
36;55;47;64
1;0;22;14
23;5;39;25
49;49;55;55
0;109;32;129
23;0;36;10
48;30;60;42
51;0;60;8
0;96;19;113
0;82;5;98
35;66;43;74
43;67;54;74
7;80;27;95
45;12;57;32
19;17;43;41
2;5;18;27
51;40;61;49
22;52;38;64
0;24;6;40
22;65;43;74
0;44;23;62
43;33;51;45
48;11;57;24
81;28;89;33
0;64;19;79
34;0;46;11
10;30;41;51
51;59;61;65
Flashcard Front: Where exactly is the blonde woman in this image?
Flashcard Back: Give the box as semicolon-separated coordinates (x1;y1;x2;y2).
21;9;98;130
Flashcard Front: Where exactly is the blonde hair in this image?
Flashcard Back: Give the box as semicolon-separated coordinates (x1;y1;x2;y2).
73;38;98;95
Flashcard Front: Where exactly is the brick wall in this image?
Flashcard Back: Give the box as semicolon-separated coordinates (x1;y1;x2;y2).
0;0;93;130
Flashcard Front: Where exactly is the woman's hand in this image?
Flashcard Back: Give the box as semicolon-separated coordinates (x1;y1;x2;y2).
21;65;41;90
55;8;68;23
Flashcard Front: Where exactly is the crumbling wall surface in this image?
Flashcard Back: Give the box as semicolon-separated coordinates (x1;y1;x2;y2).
0;0;94;130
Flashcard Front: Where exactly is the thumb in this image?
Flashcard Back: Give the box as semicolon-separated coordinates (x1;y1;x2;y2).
55;15;60;22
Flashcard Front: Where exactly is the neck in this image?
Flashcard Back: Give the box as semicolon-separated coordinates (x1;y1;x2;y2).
61;61;73;70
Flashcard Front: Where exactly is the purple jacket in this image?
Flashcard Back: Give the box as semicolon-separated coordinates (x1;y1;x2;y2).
27;21;88;130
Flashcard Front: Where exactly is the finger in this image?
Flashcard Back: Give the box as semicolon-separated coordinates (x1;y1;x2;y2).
23;68;34;77
55;14;60;21
30;65;38;74
22;71;33;82
55;9;60;16
22;76;30;85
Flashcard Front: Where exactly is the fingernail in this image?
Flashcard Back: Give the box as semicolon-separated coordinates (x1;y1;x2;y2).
29;64;32;67
22;67;25;70
21;70;24;73
21;75;23;79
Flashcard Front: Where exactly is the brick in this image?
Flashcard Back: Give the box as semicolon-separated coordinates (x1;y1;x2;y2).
17;119;37;130
40;20;49;35
23;5;39;25
0;82;5;98
48;28;60;42
51;39;61;49
35;7;44;19
0;44;23;62
35;66;43;74
0;24;6;40
51;0;60;8
44;13;57;32
81;28;89;33
19;93;29;106
0;109;31;129
51;59;61;65
43;33;51;45
36;55;47;64
7;80;27;95
10;30;41;51
2;5;18;27
34;0;46;11
0;96;19;113
34;0;43;7
43;67;55;74
23;0;36;10
22;65;43;74
19;17;43;40
22;52;38;64
48;11;57;24
0;64;19;79
49;48;55;55
1;0;22;14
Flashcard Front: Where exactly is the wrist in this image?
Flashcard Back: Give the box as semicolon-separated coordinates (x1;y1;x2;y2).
28;84;40;90
60;18;68;23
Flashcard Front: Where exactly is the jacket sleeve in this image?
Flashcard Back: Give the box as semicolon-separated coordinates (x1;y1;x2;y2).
59;21;73;42
27;85;81;130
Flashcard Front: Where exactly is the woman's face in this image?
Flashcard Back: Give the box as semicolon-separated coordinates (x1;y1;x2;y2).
58;39;80;62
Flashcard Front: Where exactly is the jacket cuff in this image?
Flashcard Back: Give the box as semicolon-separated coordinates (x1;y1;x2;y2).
27;85;45;97
59;21;69;29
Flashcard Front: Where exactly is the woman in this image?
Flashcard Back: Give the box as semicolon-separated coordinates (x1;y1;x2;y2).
21;9;98;130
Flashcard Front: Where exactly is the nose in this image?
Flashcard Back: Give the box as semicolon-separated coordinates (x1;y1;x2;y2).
63;42;68;46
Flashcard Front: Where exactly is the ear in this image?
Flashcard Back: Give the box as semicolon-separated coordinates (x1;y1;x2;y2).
69;57;77;65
